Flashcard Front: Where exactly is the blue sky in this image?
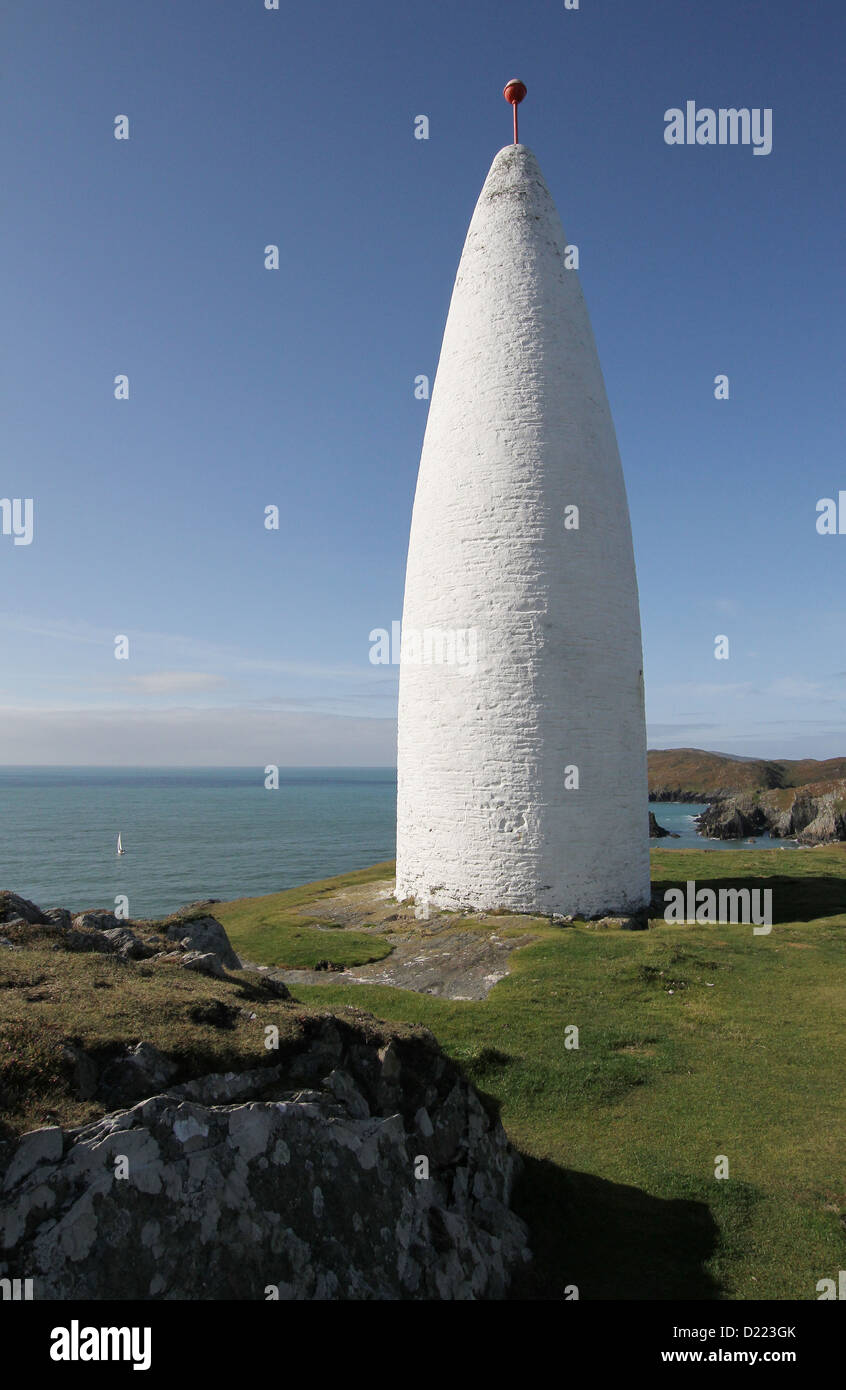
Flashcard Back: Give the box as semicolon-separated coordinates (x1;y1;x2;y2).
2;0;845;764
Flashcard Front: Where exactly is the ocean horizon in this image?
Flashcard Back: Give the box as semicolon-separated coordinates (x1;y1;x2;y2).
0;766;798;919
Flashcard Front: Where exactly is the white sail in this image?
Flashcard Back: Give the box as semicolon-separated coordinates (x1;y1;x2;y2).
117;833;125;855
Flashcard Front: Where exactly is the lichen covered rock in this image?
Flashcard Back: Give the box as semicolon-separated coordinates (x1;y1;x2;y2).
0;1015;530;1300
163;914;241;970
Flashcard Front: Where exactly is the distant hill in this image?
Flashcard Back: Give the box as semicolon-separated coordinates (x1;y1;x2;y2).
648;748;846;802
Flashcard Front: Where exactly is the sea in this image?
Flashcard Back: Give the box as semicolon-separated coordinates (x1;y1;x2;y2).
649;800;797;851
0;768;797;920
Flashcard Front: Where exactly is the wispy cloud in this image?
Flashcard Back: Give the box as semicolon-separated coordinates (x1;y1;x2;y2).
126;672;228;694
0;613;378;682
766;677;826;700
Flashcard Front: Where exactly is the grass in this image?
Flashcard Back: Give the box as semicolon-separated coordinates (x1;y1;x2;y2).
210;860;395;968
0;942;326;1140
250;845;846;1300
3;846;844;1300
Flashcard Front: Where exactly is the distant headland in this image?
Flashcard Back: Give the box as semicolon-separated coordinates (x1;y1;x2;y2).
648;749;846;843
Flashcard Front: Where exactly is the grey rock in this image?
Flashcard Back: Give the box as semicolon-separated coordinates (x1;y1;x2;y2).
649;811;679;838
72;911;122;932
0;892;49;926
96;1042;179;1109
379;1040;403;1082
591;911;650;932
180;951;226;979
287;1022;344;1083
164;915;240;970
101;928;156;961
0;1024;531;1300
3;1126;64;1191
61;928;117;954
171;1067;284;1107
60;925;147;959
324;1068;370;1119
43;908;72;930
696;783;846;844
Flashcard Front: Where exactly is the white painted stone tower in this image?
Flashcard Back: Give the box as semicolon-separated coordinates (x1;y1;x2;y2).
396;93;649;917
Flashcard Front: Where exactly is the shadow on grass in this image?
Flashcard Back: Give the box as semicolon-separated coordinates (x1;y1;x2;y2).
651;874;846;925
509;1155;722;1300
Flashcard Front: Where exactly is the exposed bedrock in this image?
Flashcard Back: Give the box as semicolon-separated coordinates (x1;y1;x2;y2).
0;1014;530;1300
696;784;846;843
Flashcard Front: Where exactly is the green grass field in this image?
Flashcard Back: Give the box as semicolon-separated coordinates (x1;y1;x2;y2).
211;861;395;969
217;847;846;1300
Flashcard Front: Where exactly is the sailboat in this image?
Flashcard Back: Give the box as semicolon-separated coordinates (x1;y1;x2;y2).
117;832;126;856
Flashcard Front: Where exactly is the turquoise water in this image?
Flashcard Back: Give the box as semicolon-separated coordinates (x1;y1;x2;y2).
0;769;796;919
649;801;796;851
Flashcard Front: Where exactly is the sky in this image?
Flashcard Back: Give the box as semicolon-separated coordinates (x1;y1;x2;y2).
2;0;845;765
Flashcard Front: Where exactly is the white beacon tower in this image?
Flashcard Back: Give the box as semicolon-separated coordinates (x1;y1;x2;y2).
396;82;649;918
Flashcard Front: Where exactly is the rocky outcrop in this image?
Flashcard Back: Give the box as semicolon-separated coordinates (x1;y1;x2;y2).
649;811;679;838
162;914;241;970
172;949;228;978
72;910;124;932
0;890;530;1299
696;796;769;840
0;1015;531;1300
696;782;846;843
0;891;50;926
0;896;241;976
43;908;72;930
90;1042;180;1110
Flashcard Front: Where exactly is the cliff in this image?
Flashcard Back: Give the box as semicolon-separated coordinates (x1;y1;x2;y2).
696;781;846;843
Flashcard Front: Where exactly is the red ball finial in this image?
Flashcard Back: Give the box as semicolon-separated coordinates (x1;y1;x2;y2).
503;79;527;144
